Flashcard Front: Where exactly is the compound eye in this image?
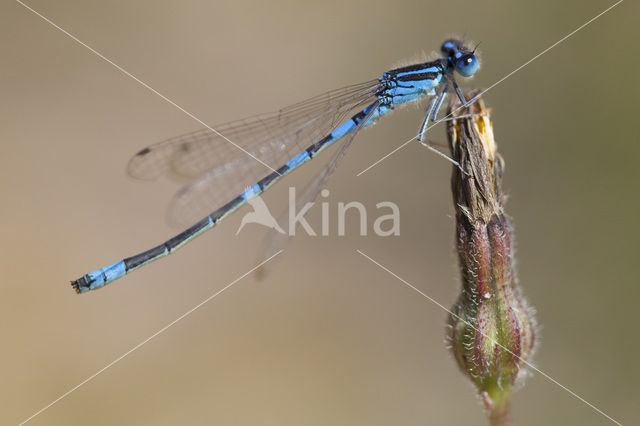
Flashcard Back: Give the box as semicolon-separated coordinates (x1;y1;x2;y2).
455;53;480;77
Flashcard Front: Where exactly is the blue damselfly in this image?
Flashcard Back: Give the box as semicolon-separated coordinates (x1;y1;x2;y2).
72;39;480;293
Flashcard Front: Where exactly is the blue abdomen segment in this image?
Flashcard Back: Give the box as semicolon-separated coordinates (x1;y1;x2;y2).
71;100;390;293
74;261;127;292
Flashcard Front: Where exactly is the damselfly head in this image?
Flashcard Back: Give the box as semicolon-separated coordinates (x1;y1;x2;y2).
441;39;480;78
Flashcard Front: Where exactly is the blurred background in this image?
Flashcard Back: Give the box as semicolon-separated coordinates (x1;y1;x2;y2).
1;0;638;424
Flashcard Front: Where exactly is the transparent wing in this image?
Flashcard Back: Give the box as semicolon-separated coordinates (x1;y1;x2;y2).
128;80;383;226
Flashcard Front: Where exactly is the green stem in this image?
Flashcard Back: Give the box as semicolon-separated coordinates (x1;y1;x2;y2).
487;396;511;426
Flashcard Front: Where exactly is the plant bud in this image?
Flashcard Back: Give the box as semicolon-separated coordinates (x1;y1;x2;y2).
446;92;536;425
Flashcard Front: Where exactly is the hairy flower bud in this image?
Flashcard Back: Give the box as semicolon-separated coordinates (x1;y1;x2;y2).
446;92;536;425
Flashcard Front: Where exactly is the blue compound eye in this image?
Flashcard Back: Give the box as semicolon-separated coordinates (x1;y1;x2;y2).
455;53;480;77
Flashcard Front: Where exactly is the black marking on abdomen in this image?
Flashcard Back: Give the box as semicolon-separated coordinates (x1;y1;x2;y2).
258;161;293;191
351;110;367;125
164;217;212;251
305;147;314;158
259;170;281;190
210;194;246;223
124;244;167;271
307;134;333;158
136;147;151;156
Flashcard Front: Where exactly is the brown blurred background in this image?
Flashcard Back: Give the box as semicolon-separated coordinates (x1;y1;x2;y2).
1;0;638;425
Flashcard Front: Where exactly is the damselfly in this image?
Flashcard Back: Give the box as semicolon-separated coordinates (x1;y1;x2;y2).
71;39;481;293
